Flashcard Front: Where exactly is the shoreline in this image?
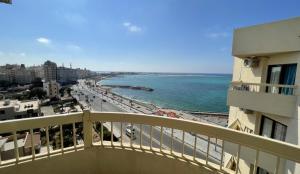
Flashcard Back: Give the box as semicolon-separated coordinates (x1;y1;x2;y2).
95;84;228;127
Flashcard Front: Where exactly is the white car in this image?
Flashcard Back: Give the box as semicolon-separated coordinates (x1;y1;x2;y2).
126;125;136;139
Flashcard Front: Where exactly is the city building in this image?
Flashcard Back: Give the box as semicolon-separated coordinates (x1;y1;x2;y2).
44;60;57;82
57;66;78;84
225;17;300;173
28;65;45;79
0;99;40;120
0;64;33;85
43;80;60;98
0;132;41;161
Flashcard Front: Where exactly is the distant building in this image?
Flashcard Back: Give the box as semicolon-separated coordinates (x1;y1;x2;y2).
57;66;78;84
0;132;41;161
44;60;57;82
0;99;40;121
43;80;60;98
15;64;33;84
28;65;45;79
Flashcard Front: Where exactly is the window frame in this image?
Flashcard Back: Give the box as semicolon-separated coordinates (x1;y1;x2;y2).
259;115;287;141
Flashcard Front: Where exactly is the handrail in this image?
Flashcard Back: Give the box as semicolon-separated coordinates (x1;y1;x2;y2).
89;111;300;163
0;110;299;172
231;81;297;88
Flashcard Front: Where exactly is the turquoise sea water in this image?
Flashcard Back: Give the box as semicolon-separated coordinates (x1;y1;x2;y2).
100;73;232;113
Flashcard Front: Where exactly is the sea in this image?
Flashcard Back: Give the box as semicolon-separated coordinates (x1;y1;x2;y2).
100;73;232;113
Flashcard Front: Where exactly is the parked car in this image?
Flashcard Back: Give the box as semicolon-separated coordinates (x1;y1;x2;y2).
102;99;107;102
126;125;136;139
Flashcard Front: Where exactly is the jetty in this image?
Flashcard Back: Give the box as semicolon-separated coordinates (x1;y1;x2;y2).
102;85;154;92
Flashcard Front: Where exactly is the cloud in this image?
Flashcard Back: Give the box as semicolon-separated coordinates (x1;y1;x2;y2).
67;44;82;51
19;52;26;57
123;22;142;33
123;22;131;27
206;32;229;39
36;37;51;45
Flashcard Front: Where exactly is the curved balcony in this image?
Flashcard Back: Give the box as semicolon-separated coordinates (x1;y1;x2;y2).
0;111;299;174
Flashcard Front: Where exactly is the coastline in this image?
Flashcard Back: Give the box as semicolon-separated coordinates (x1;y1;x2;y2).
95;84;228;127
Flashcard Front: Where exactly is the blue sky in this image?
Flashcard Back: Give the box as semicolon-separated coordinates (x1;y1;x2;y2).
0;0;299;73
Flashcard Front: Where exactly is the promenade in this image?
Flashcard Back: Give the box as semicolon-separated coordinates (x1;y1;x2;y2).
71;80;224;163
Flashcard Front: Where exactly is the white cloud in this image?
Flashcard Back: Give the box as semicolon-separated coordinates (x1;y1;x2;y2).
67;44;82;51
123;22;131;27
36;37;51;44
123;21;142;33
19;52;26;57
206;32;229;39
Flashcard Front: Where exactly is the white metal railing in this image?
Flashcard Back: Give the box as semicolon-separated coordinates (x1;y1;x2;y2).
230;81;297;96
0;110;299;174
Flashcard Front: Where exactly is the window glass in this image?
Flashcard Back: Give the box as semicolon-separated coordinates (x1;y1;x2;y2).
261;117;273;138
274;123;287;141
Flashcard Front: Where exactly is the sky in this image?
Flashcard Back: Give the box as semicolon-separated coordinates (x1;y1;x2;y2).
0;0;300;73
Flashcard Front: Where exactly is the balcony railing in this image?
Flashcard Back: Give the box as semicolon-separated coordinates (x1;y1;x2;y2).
0;110;299;174
229;81;297;96
228;81;297;117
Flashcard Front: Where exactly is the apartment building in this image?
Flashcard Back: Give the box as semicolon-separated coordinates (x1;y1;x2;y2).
0;99;40;121
57;66;78;84
44;60;57;82
43;80;60;98
225;17;300;173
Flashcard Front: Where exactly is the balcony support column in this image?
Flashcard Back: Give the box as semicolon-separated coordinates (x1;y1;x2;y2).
83;109;93;148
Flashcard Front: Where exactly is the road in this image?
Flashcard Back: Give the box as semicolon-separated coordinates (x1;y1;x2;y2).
72;82;222;163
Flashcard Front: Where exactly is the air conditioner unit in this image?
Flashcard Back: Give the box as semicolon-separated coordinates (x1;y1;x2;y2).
243;58;259;68
240;108;254;114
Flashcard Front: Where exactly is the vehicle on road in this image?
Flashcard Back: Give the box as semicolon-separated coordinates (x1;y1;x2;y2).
126;125;136;139
102;99;107;102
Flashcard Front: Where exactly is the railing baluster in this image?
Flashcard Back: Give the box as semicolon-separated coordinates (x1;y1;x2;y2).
30;129;35;159
171;128;174;154
206;137;210;165
252;150;259;174
46;126;50;155
182;131;185;157
140;124;142;148
150;125;153;150
220;140;225;170
13;131;19;162
101;122;103;145
193;135;197;160
121;122;123;146
160;126;163;151
111;122;113;146
60;125;64;153
72;122;77;151
274;156;280;174
235;144;241;174
130;123;133;147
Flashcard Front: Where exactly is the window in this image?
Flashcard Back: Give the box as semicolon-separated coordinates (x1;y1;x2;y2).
256;167;270;174
260;116;287;141
266;64;297;95
0;110;5;115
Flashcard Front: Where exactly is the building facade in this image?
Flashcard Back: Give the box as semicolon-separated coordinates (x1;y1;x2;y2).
44;60;57;82
0;99;40;121
225;17;300;173
57;66;78;84
43;80;60;98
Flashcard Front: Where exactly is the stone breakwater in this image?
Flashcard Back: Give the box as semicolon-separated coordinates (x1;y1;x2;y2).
102;85;154;92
